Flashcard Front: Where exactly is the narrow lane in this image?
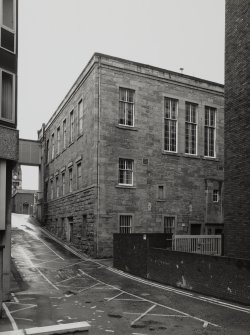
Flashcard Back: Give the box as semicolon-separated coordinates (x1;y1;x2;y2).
5;214;250;335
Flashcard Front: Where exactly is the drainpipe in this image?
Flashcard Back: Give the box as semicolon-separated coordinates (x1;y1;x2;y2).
96;56;101;257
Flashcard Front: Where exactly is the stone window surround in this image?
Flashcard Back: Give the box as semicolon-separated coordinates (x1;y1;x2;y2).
118;158;134;187
118;213;134;233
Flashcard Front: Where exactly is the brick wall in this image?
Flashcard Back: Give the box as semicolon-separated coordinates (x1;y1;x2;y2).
224;0;250;258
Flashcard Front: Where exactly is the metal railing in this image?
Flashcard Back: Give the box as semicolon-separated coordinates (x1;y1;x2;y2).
173;235;222;256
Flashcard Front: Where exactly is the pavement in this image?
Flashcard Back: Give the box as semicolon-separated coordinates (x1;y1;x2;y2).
1;214;250;335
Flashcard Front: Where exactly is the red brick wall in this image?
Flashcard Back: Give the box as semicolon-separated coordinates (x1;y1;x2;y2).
224;0;250;258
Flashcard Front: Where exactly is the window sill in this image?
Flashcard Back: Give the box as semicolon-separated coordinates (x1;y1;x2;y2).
183;154;201;159
116;185;136;189
202;156;219;162
116;125;138;131
162;151;180;157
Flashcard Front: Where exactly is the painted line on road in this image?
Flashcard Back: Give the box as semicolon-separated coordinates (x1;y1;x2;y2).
20;248;60;291
11;305;37;314
11;293;19;303
106;292;123;301
78;283;100;294
131;304;156;326
36;267;60;290
2;303;18;331
78;269;220;328
22;227;64;261
32;257;61;266
37;225;249;317
124;312;190;317
107;267;250;314
55;274;80;284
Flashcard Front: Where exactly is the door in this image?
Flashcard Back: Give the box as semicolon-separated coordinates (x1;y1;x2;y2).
22;203;29;214
191;224;201;235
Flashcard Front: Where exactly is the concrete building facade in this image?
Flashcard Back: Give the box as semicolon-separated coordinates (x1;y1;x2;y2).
39;54;224;257
0;0;18;305
224;0;250;259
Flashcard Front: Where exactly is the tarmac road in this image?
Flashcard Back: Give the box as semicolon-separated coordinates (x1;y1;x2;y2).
1;213;250;335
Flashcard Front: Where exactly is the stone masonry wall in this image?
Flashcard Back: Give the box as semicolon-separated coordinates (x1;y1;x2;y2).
97;56;224;256
224;0;250;258
41;63;99;257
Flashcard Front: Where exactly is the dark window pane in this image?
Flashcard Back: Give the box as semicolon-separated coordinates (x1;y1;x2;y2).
1;71;13;120
1;28;15;52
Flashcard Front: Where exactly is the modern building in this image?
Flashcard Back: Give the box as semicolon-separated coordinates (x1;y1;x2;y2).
0;0;18;305
38;53;224;257
224;0;250;259
12;189;37;215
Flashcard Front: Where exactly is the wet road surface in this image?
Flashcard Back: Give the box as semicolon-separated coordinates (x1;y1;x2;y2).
2;214;250;334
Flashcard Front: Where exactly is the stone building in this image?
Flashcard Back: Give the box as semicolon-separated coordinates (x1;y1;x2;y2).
12;163;22;194
38;53;224;257
12;189;37;215
0;0;18;304
224;0;250;259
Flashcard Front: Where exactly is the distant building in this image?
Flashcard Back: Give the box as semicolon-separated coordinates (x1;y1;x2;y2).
12;163;22;194
224;0;250;258
38;53;224;257
12;189;37;215
0;0;18;302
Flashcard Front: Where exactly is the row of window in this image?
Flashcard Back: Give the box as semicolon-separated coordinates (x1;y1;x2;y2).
0;0;16;54
46;99;84;163
46;157;221;201
120;88;217;157
45;88;218;163
0;68;15;123
46;161;82;200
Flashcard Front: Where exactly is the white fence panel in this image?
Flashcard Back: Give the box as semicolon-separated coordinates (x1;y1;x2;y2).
173;235;222;256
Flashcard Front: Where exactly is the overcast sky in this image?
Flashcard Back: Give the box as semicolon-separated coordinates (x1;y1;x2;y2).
19;0;225;189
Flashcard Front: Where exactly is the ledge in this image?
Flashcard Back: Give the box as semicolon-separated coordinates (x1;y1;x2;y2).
116;125;138;131
115;185;136;189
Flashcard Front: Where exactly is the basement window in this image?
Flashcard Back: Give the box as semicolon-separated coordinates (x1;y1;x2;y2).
119;215;132;234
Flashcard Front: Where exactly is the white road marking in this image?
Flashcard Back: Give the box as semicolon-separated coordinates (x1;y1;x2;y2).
11;293;19;303
55;274;80;284
78;269;220;328
108;267;250;314
115;298;147;302
36;267;59;291
33;257;61;266
20;248;59;291
14;317;33;322
37;229;249;316
11;304;37;314
78;283;100;293
106;292;123;301
131;304;156;326
124;312;189;317
2;303;18;330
